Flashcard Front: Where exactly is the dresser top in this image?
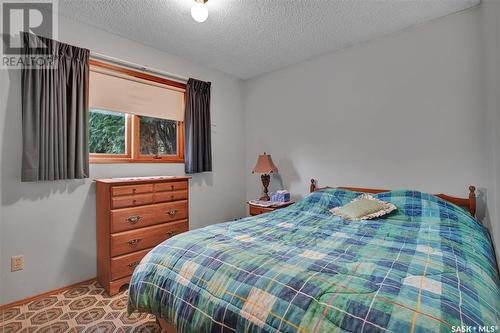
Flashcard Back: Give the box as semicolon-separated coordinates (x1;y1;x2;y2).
95;176;191;185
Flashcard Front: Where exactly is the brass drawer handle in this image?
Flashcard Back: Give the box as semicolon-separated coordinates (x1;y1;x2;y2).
166;209;177;217
127;261;140;269
166;231;178;237
127;215;142;224
127;239;142;246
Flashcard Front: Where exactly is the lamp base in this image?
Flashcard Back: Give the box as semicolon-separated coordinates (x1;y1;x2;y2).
259;194;270;201
260;174;270;201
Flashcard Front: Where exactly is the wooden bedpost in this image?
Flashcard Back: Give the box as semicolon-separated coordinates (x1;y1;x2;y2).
310;179;316;193
469;185;476;217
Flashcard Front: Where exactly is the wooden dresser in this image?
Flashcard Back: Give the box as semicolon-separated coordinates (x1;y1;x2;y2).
95;176;190;296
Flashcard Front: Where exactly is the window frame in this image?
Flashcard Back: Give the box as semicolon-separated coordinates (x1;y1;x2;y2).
88;60;186;164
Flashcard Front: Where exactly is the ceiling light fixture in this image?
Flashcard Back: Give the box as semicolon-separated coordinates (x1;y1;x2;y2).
191;0;208;23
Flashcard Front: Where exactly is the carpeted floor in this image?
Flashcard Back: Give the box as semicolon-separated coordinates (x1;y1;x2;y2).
0;281;162;333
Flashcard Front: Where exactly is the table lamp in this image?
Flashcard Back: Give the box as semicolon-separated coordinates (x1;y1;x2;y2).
252;152;278;201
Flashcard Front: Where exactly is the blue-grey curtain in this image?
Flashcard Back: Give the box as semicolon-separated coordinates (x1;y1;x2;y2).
21;33;90;181
184;78;212;174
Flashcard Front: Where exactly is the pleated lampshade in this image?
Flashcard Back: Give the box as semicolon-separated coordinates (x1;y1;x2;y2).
252;153;278;174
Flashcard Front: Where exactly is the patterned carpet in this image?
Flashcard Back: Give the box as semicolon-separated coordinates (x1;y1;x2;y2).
0;281;163;333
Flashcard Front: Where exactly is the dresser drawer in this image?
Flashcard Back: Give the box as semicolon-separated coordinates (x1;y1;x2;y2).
249;205;274;216
155;200;188;222
111;201;189;233
111;205;157;233
110;248;151;281
154;181;188;192
111;184;153;197
111;193;154;209
110;220;189;257
154;190;188;203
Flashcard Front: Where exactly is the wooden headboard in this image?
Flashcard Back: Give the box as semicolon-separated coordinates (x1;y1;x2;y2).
309;179;476;217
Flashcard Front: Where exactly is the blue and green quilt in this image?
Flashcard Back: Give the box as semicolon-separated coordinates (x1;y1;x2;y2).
128;189;500;332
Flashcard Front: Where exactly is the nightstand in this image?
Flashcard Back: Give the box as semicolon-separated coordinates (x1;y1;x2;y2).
248;201;295;216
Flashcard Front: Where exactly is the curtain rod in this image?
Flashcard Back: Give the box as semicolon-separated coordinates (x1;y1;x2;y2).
90;52;189;84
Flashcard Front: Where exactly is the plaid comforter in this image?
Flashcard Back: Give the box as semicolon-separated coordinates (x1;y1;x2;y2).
128;189;500;333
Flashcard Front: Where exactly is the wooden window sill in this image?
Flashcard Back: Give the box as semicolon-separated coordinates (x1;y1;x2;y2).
90;158;184;164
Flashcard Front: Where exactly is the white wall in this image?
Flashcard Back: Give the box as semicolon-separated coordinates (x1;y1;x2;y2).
243;6;497;254
0;16;246;304
480;0;500;264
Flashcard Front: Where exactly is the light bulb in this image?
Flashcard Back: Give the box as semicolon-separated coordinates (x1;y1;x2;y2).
191;2;208;23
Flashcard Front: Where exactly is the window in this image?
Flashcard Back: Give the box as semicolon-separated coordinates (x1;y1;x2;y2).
89;109;129;156
139;116;177;156
88;60;185;163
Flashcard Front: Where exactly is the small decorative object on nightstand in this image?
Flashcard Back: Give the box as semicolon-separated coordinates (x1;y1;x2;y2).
252;152;278;201
247;200;295;216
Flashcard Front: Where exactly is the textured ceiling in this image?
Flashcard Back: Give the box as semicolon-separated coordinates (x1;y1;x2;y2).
59;0;479;79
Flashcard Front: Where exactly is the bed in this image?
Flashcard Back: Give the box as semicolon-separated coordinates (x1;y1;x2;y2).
128;181;499;332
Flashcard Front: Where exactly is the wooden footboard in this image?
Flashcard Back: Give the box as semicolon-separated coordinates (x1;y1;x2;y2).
157;317;179;333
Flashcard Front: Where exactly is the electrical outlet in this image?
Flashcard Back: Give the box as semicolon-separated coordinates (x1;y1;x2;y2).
11;255;24;272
